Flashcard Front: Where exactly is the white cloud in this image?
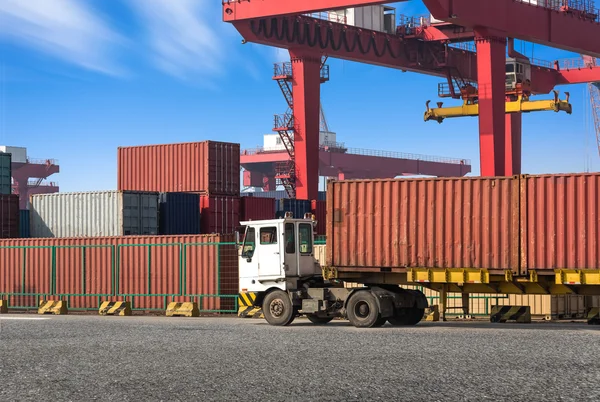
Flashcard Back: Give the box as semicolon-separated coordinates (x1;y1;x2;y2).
0;0;124;75
128;0;225;79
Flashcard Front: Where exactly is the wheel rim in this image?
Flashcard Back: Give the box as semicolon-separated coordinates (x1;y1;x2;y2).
354;301;370;319
270;299;285;317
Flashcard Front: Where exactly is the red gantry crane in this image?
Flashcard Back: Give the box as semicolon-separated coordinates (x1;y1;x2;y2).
223;0;600;200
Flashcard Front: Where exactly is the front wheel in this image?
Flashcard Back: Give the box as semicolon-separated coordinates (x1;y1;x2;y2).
263;290;295;326
307;315;334;325
346;291;381;328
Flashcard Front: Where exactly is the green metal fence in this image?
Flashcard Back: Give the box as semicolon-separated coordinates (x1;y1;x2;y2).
0;242;239;313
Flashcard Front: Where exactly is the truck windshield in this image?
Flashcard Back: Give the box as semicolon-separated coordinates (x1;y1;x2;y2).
241;227;255;258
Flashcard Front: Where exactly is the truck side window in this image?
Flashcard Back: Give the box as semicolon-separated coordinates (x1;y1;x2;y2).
241;227;255;258
298;224;313;254
260;227;277;245
285;223;295;254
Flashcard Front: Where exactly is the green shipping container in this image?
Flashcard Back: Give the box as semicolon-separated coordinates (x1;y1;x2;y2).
0;152;11;195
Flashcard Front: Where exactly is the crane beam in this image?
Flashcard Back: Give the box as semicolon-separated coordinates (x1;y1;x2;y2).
422;0;600;57
232;17;600;95
223;0;399;21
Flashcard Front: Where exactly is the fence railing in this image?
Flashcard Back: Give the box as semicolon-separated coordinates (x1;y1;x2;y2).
0;242;239;313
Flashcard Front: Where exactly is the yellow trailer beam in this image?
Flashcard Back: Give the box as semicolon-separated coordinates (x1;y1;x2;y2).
424;90;572;123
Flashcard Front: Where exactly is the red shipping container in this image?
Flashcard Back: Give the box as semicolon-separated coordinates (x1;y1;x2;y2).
311;200;326;235
326;177;519;273
200;195;240;234
0;194;19;239
0;234;238;311
241;197;275;221
117;141;240;195
521;173;600;271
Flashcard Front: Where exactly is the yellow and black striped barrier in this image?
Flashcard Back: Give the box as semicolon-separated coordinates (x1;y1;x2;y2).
99;301;131;316
238;292;263;318
0;299;7;314
166;302;199;317
38;300;68;315
490;305;531;323
586;307;600;325
424;305;440;322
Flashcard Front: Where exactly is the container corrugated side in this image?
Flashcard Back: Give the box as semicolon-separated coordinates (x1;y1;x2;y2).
241;197;275;221
118;141;240;195
19;209;30;238
0;194;19;238
0;234;238;310
0;152;11;195
327;177;519;272
30;191;159;238
242;190;327;200
200;195;240;234
159;193;201;235
521;173;600;271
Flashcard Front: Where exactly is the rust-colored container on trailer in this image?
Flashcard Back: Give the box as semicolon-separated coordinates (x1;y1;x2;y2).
200;195;240;234
326;177;520;273
241;197;275;221
0;234;238;311
0;194;19;239
520;173;600;271
117;141;240;195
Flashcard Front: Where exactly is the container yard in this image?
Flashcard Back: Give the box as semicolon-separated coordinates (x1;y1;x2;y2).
4;0;600;400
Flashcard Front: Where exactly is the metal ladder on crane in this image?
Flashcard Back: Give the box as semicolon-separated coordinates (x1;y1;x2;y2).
272;57;330;198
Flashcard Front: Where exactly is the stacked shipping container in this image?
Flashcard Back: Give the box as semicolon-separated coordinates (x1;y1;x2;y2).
118;141;241;234
240;197;276;222
30;191;160;238
0;152;11;195
0;194;19;238
158;193;201;235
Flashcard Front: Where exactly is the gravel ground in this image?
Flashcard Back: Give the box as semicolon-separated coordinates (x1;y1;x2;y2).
1;315;599;401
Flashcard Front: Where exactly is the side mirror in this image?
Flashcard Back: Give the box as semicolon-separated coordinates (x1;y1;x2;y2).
246;258;252;263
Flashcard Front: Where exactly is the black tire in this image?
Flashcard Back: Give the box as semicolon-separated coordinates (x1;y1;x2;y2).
388;308;425;326
263;290;295;326
346;291;381;328
307;315;334;325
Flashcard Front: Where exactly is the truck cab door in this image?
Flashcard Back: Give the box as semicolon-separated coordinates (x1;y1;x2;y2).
256;225;284;278
239;227;259;291
297;222;319;277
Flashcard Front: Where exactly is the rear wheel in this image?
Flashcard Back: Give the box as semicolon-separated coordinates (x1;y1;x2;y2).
388;308;425;326
307;315;334;325
347;291;381;328
263;290;295;326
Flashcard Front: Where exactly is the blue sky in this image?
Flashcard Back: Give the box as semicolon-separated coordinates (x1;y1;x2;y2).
0;0;597;192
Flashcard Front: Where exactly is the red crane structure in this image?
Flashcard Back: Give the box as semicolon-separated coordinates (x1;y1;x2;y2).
242;59;471;197
223;0;600;201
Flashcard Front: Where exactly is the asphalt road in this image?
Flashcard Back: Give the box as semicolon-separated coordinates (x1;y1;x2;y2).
1;315;599;401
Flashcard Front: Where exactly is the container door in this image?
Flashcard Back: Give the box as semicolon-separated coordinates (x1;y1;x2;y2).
257;225;283;278
122;193;139;235
139;193;159;235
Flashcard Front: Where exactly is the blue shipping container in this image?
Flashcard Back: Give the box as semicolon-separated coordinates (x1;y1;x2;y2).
19;209;30;238
159;193;201;235
275;199;312;219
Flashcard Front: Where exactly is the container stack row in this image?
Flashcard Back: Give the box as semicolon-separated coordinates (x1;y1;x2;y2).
0;152;20;239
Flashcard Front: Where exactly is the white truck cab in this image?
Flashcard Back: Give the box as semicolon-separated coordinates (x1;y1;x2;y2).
505;57;531;91
238;215;321;293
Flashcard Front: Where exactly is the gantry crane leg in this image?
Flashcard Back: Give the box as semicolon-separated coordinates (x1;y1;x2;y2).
475;32;508;177
505;113;522;176
289;48;321;201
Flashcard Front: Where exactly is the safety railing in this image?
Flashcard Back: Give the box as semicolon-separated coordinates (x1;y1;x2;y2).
26;180;58;187
303;11;347;24
274;62;330;81
26;158;58;166
449;42;476;53
559;57;599;70
515;0;599;21
0;242;239;313
344;147;470;165
274;113;294;131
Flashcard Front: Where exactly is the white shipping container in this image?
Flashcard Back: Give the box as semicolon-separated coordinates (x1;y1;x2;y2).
30;191;159;238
